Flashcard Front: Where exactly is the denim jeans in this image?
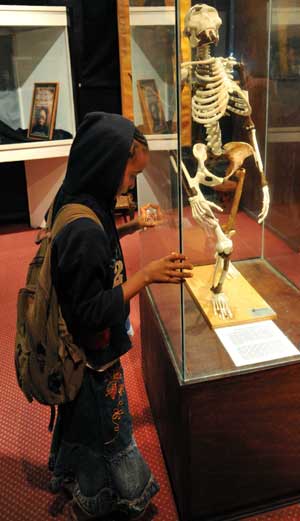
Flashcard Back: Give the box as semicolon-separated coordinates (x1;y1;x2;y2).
49;362;159;518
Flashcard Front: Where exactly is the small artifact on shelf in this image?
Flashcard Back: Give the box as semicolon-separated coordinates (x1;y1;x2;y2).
137;79;168;134
28;82;59;140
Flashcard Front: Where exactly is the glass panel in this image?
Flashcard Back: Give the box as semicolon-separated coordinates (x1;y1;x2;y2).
138;152;184;375
178;1;300;382
265;0;300;289
130;4;184;375
131;25;176;135
130;0;300;383
0;25;74;142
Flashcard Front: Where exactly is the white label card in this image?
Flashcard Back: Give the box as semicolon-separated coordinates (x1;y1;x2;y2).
215;321;299;367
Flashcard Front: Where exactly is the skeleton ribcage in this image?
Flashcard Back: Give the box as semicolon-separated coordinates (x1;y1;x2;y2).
192;58;229;124
191;57;251;155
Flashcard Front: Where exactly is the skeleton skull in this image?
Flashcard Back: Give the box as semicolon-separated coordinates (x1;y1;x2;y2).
184;4;222;48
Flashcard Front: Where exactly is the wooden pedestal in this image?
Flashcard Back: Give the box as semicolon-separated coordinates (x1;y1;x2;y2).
185;264;276;328
140;260;300;521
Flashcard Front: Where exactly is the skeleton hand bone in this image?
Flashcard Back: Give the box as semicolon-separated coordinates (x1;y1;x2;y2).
258;185;270;224
188;194;222;228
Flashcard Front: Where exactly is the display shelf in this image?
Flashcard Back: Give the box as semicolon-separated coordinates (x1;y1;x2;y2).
146;134;177;150
0;5;67;27
268;126;300;143
0;4;76;228
0;139;72;163
0;4;75;145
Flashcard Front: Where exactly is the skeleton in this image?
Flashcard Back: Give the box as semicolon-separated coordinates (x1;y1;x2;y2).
180;4;270;320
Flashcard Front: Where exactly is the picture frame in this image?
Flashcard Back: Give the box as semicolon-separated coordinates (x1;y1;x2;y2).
137;79;167;134
28;82;59;140
270;30;300;80
117;0;191;143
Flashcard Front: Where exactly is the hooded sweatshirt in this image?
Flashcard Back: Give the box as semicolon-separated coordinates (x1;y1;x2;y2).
51;112;135;368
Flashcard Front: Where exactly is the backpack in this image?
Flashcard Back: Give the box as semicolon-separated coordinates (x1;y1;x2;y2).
15;203;102;411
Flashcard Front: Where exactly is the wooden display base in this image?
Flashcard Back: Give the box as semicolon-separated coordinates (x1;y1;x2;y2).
140;260;300;520
185;264;276;328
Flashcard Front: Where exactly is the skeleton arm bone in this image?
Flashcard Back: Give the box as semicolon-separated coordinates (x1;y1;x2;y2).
170;153;223;227
234;61;270;223
246;125;270;222
181;158;223;227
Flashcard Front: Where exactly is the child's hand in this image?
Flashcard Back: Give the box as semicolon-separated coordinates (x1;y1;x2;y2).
138;203;163;229
143;252;193;284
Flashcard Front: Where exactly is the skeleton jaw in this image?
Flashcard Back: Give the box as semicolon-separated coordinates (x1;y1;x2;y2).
190;28;219;48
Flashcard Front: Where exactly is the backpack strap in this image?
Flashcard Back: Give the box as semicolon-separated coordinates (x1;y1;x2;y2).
35;202;55;245
46;201;55;231
51;203;103;240
38;204;103;298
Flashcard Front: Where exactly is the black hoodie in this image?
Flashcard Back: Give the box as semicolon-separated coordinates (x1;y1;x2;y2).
51;112;135;368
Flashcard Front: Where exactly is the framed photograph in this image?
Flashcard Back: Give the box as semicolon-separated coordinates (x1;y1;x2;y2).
28;82;59;140
137;79;167;134
117;0;191;143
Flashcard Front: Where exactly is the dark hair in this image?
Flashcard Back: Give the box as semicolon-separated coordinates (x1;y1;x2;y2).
128;127;148;158
133;127;148;147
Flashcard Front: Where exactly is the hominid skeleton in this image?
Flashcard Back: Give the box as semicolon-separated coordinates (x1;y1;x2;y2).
180;3;270;320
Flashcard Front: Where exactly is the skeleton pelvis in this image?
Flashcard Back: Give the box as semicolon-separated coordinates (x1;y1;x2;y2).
222;142;254;179
200;141;253;186
198;151;229;186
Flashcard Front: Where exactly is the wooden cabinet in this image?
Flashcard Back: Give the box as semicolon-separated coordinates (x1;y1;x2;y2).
140;259;300;520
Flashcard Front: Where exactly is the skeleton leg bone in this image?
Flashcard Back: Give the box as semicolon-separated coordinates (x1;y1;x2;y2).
171;152;234;319
210;222;234;319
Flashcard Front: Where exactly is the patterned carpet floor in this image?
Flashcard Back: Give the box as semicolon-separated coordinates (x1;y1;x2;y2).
0;223;300;520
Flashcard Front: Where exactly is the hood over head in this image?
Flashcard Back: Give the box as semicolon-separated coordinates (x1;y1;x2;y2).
62;112;135;208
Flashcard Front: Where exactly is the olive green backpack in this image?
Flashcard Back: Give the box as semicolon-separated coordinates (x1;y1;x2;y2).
15;203;102;415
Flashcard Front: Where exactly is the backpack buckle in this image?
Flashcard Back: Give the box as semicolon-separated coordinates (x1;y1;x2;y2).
35;229;51;245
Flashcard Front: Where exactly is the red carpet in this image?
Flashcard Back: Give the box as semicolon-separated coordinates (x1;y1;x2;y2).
0;225;178;521
1;222;300;520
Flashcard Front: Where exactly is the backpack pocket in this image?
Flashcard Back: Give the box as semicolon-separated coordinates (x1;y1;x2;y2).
15;288;36;402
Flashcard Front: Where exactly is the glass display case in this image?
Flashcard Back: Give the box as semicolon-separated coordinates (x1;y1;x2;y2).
119;0;300;382
120;3;300;519
0;5;75;159
0;5;76;228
